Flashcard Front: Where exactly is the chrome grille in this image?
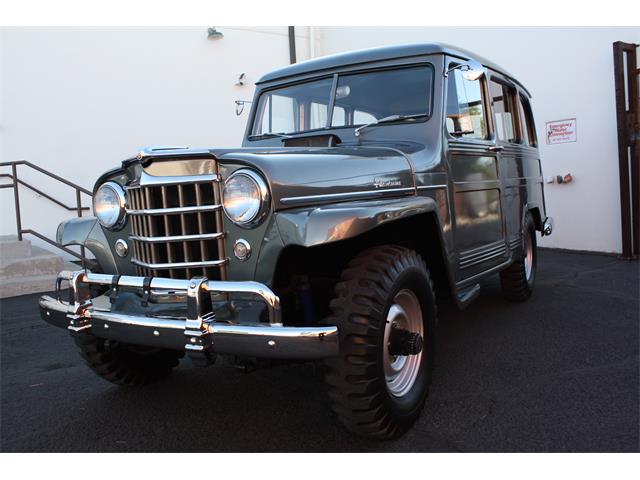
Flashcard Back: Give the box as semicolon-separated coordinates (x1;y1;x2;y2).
126;174;227;280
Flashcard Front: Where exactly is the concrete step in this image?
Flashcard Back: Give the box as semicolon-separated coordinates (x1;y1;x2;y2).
0;235;32;259
0;274;57;299
0;252;63;278
0;237;77;298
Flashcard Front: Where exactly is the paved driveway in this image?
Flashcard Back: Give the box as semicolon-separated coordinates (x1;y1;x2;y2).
1;249;638;452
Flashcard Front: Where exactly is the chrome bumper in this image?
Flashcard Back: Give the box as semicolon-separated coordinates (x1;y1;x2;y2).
39;271;338;361
543;216;554;236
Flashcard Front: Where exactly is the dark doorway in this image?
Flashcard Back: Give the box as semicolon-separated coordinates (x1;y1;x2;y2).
613;41;639;259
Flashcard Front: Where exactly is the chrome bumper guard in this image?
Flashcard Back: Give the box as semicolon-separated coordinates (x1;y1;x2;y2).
39;271;338;361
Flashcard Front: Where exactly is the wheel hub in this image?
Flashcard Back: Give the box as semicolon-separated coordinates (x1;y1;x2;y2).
524;230;534;281
383;289;424;398
388;328;423;356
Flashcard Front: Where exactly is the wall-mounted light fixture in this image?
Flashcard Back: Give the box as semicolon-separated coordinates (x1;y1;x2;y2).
207;27;224;40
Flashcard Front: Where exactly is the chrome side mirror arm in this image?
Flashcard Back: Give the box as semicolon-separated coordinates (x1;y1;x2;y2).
444;61;485;81
444;64;470;78
235;100;252;116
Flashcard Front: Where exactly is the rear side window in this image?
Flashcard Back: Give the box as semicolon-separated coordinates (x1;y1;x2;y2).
490;79;517;143
519;95;538;147
446;67;488;140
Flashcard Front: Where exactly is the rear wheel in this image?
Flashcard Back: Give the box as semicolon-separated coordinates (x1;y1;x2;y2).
74;333;182;386
323;245;437;439
500;213;537;301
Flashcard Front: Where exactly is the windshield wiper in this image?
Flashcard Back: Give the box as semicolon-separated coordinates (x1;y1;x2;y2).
354;113;428;137
248;132;292;140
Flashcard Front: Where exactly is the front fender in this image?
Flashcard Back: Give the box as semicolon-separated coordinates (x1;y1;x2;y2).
275;196;439;247
57;217;121;273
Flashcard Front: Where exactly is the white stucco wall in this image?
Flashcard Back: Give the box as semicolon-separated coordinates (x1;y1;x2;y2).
0;26;310;250
316;27;640;253
1;26;638;254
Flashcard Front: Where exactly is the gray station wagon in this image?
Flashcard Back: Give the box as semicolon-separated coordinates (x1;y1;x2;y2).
40;43;553;439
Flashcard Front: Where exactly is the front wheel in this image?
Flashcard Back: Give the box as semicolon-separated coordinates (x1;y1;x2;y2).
74;333;183;386
323;245;437;439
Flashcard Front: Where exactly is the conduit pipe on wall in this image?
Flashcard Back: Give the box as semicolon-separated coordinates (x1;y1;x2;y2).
288;26;297;64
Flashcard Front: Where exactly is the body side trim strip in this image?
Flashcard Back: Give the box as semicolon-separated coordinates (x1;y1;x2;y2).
280;187;415;206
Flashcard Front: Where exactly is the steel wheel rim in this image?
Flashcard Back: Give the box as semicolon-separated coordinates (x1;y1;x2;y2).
524;231;534;281
383;289;424;398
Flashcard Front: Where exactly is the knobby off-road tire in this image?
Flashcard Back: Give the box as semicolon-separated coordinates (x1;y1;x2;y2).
74;333;182;386
324;245;437;439
500;213;537;302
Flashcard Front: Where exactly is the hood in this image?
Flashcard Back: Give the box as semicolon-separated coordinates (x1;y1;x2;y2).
213;146;416;210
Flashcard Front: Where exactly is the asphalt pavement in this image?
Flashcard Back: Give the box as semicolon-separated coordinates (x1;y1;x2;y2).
1;249;638;452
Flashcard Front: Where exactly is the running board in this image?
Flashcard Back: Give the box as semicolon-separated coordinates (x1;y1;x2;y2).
456;283;480;309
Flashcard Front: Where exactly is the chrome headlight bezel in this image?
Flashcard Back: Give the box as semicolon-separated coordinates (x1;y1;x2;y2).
92;181;127;230
222;169;271;228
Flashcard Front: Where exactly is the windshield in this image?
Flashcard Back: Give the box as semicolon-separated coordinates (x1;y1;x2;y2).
251;65;434;138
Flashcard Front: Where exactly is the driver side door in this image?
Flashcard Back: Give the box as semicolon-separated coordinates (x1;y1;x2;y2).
444;60;507;281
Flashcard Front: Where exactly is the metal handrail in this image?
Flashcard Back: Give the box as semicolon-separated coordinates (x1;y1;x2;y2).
0;160;93;263
0;174;91;212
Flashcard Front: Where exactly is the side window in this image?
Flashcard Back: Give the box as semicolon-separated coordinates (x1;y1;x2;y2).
309;102;328;130
255;94;297;135
446;67;488;140
333;105;346;126
519;95;538;147
310;102;346;129
490;79;517;143
354;110;376;125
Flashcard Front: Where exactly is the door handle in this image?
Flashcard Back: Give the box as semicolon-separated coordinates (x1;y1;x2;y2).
487;145;504;152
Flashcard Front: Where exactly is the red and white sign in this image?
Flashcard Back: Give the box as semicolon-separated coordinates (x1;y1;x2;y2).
545;118;577;145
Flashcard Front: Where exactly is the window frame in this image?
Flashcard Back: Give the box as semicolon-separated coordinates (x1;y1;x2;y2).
248;63;435;140
518;93;538;147
488;75;521;144
444;61;493;143
250;74;335;137
329;63;435;128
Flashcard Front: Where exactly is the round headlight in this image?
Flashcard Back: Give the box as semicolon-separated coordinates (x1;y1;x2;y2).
222;170;270;227
93;182;126;229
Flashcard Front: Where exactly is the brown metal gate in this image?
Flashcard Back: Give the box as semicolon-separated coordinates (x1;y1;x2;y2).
613;41;639;259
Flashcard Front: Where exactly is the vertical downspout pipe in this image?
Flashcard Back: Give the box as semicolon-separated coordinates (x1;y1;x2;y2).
309;26;316;58
288;26;297;64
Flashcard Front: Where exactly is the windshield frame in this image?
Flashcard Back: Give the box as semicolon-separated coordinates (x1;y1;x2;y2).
247;62;435;141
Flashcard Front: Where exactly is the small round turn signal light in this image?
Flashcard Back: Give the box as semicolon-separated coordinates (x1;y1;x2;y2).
115;239;129;257
233;239;251;261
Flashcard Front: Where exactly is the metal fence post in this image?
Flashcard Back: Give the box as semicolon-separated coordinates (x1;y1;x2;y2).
11;163;22;241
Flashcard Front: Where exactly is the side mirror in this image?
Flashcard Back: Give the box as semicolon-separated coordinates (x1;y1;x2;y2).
462;67;484;81
235;100;252;116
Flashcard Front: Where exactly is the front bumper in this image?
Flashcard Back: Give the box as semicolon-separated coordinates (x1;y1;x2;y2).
39;271;338;361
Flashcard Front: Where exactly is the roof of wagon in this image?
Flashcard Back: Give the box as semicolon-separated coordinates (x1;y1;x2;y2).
257;42;530;96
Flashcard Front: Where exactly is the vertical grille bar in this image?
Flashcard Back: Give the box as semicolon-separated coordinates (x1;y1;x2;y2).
195;183;208;277
141;189;152;276
212;165;227;280
145;187;159;266
160;186;175;279
131;189;144;275
177;184;191;279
